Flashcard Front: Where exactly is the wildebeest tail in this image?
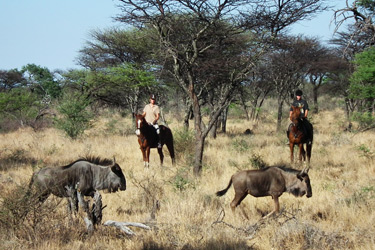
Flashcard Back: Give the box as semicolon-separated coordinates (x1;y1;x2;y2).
216;178;233;197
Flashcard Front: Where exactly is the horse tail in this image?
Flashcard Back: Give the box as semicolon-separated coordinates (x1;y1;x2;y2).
216;178;233;197
169;131;175;159
163;126;176;164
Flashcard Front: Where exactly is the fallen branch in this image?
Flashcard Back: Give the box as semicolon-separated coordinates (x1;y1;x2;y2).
103;220;151;235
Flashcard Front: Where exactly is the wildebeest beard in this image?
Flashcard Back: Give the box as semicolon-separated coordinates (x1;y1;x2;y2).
290;187;306;197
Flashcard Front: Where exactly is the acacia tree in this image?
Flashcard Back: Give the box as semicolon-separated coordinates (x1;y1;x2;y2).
264;35;316;131
349;47;375;128
0;69;26;92
115;0;327;175
77;28;156;70
303;38;337;114
335;0;375;46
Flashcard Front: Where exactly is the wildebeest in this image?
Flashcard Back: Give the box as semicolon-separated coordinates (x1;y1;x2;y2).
216;165;312;218
28;156;126;206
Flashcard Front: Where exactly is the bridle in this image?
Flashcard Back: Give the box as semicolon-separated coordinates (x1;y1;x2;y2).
135;116;145;136
290;109;302;139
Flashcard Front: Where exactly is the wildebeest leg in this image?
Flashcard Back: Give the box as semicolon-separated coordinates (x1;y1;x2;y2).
77;190;94;232
157;147;164;166
264;195;280;218
65;185;78;214
37;191;50;204
230;191;247;213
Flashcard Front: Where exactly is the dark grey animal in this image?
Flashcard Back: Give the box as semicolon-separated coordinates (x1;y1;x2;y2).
216;165;312;217
29;156;126;203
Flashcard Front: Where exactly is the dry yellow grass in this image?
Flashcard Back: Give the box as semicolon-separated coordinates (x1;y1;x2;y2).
1;106;375;249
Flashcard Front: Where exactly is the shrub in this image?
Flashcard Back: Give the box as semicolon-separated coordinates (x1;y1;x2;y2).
351;111;374;129
54;93;93;139
249;153;267;169
173;128;195;163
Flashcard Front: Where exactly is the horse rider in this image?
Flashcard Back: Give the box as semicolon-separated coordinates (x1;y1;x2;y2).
287;89;313;144
143;94;162;148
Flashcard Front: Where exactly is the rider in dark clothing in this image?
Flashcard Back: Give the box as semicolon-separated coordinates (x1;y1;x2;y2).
288;90;313;144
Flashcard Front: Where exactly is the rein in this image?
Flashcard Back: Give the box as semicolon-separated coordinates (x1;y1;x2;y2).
135;116;151;144
290;112;303;139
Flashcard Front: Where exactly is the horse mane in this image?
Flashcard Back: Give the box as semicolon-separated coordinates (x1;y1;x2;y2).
61;155;114;169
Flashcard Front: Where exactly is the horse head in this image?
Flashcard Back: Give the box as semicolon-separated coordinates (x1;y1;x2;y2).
135;113;147;136
290;106;301;125
135;114;146;128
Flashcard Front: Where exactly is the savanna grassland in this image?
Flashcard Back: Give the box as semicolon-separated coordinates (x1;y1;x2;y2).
1;98;375;250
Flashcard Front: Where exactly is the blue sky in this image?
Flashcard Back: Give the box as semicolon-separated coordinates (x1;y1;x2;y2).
0;0;351;71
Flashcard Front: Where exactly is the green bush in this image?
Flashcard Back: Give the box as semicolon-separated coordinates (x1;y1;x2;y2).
54;93;93;139
173;128;195;163
351;111;374;129
0;88;41;130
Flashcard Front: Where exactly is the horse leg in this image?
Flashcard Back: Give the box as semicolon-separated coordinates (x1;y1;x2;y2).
146;147;151;168
302;144;306;162
298;143;305;162
166;141;176;165
140;147;147;167
306;143;312;164
157;147;164;166
289;142;294;163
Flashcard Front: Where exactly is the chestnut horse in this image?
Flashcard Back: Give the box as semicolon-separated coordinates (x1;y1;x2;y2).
135;114;175;167
288;106;313;164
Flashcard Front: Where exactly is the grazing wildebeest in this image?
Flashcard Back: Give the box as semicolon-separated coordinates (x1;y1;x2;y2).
216;165;312;218
288;106;313;164
28;156;126;207
135;114;175;167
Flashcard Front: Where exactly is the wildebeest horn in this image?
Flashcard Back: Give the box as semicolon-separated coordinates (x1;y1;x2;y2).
113;156;116;165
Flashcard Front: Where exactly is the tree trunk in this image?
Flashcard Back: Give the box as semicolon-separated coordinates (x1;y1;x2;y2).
183;101;193;130
276;97;284;132
221;106;228;133
255;97;266;121
344;97;353;131
313;84;319;114
209;119;218;138
193;135;205;176
239;93;250;120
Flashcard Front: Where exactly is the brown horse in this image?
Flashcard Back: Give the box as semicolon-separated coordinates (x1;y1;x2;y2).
288;106;313;164
135;114;175;167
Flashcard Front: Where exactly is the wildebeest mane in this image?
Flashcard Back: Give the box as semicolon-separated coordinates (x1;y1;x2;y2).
259;164;300;174
61;155;114;169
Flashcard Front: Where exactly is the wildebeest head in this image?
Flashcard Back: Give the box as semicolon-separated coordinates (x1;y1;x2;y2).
291;167;312;198
108;161;126;193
